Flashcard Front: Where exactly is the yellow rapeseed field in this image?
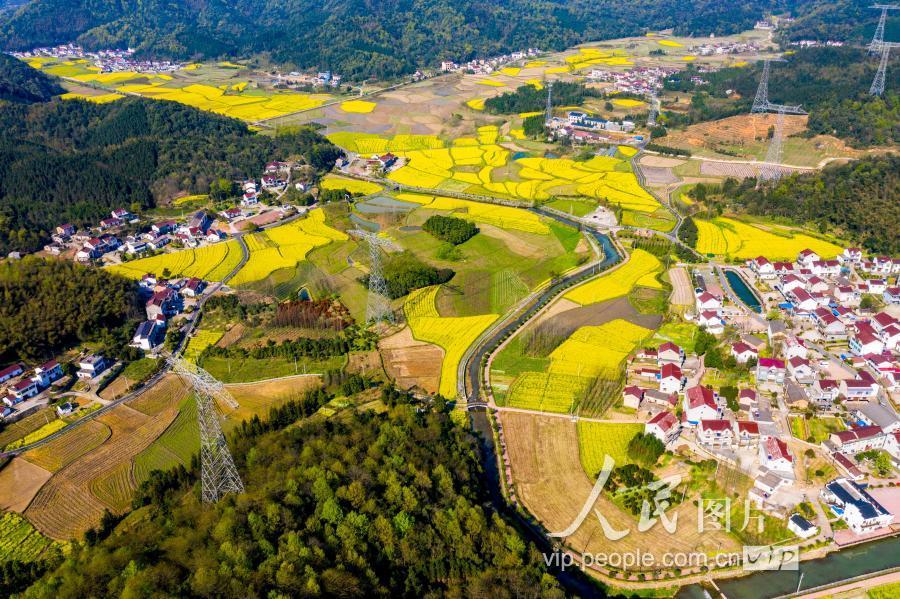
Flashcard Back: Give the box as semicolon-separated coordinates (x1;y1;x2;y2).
109;240;243;282
339;100;377;114
657;40;683;48
564;249;662;305
404;286;497;398
549;320;652;378
320;175;382;195
60;92;124;104
466;98;486;110
183;330;224;363
694;217;842;260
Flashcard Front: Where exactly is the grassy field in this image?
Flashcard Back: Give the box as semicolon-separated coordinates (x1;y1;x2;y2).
648;321;703;353
577;422;642;477
789;416;845;444
199;355;346;383
694;217;843;260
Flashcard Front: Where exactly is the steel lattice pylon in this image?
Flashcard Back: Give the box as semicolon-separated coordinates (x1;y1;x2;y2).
869;41;898;95
751;59;805;114
868;5;898;55
350;229;401;324
759;108;787;183
545;81;554;123
647;92;659;127
168;356;244;502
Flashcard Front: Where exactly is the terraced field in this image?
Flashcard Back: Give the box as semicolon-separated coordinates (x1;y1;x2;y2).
24;420;112;473
229;209;348;285
404;286;498;398
108;239;243;281
694;217;843;260
24;401;181;539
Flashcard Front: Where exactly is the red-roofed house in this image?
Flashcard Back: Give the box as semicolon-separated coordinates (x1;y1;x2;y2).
885;287;900;305
841;248;863;263
698;310;725;335
697;419;734;446
695;291;721;313
750;256;775;279
760;436;793;474
657;342;683;365
850;327;885;356
731;342;758;364
684;385;718;424
646;411;680;446
735;421;760;445
756;358;786;384
787;357;815;384
9;378;38;401
0;363;24;384
659;363;683;394
32;360;63;387
623;386;645;409
830;426;884;453
798;249;820;267
832;452;865;480
840;378;879;400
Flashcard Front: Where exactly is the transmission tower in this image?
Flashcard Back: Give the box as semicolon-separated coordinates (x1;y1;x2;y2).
759;108;787;182
168;356;244;502
749;58;806;183
350;229;401;324
868;5;899;55
545;81;554;123
647;92;660;127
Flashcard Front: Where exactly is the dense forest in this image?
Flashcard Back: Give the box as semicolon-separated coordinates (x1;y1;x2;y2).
661;46;900;147
370;252;455;299
0;52;61;102
779;0;900;44
0;84;342;254
484;81;600;114
1;0;805;79
422;215;479;245
20;387;563;598
694;154;900;254
0;257;140;362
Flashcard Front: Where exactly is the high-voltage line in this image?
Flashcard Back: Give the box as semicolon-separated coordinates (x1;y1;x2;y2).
868;5;899;55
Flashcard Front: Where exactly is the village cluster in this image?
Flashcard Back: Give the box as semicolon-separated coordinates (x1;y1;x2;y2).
547;110;643;145
587;65;678;96
9;44;183;74
627;246;900;541
439;48;543;74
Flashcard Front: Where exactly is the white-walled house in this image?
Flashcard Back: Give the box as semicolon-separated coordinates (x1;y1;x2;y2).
645;411;680;446
760;436;794;474
821;478;893;534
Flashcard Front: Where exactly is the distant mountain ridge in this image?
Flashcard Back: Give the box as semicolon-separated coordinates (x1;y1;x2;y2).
0;0;811;79
0;52;62;102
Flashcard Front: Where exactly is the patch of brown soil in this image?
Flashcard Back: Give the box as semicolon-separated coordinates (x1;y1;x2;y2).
379;326;444;393
669;113;808;149
0;458;52;512
477;224;544;257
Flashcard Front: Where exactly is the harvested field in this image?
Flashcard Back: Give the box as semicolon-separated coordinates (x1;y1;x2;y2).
379;326;444;394
223;375;323;427
346;350;385;377
126;374;190;416
668;267;693;305
0;458;52;512
24;401;180;540
638;155;686;168
533;296;661;337
24;420;112;472
501;411;740;569
638;165;678;185
698;160;804;179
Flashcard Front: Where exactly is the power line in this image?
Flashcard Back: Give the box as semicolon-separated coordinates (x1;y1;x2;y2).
868;5;899;55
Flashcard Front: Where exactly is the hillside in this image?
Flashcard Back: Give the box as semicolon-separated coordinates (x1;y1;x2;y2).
661;46;900;147
0;95;341;255
18;390;563;598
692;154;900;254
780;0;900;44
0;257;140;362
1;0;795;79
0;52;61;102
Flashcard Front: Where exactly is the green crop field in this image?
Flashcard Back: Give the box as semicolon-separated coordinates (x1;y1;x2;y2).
0;512;60;563
134;398;199;483
577;422;642;478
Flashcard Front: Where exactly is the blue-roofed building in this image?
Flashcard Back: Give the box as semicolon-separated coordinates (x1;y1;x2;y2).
821;478;894;534
787;514;818;539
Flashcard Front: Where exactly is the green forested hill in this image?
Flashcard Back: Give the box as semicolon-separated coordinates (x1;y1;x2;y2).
19;391;563;598
0;51;61;102
0;95;342;255
780;0;900;44
1;0;797;79
662;46;900;147
697;154;900;254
